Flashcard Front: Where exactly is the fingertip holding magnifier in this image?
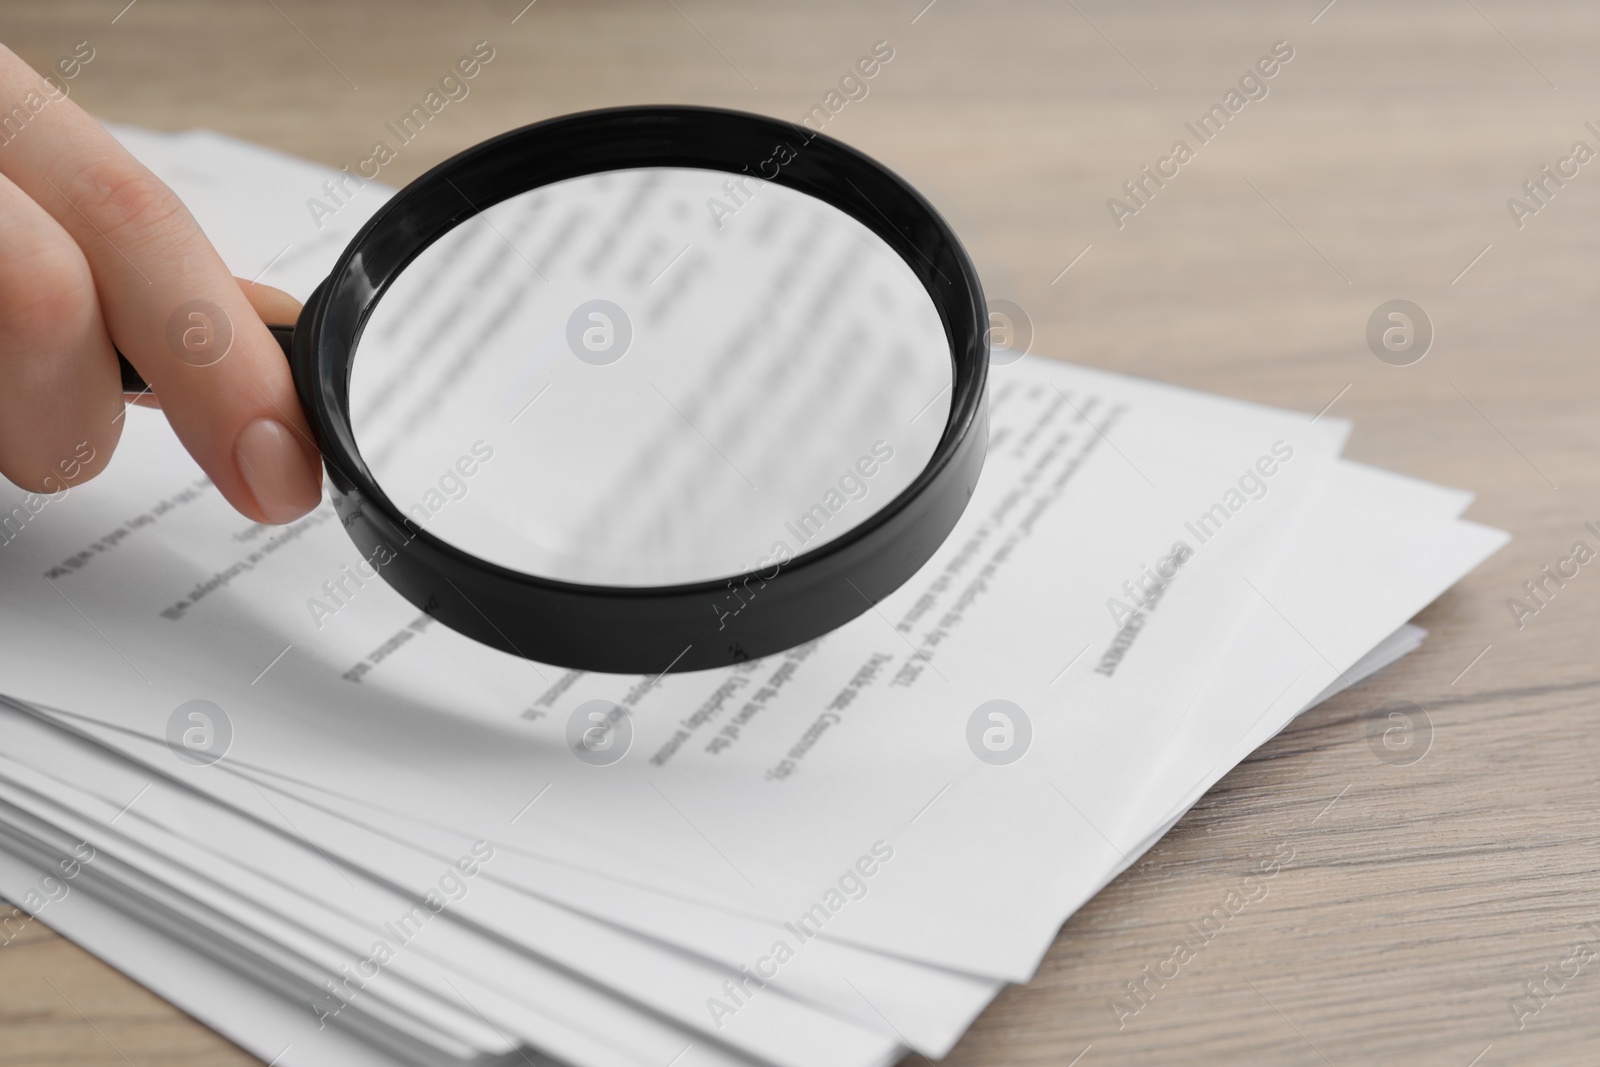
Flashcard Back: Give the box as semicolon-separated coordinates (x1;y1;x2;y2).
120;106;989;675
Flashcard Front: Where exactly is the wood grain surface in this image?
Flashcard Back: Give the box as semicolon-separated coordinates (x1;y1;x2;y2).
3;1;1599;1064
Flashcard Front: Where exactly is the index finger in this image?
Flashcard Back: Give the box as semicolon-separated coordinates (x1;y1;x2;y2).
0;45;322;523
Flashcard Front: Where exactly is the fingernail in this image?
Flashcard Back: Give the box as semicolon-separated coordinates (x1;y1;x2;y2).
235;418;321;523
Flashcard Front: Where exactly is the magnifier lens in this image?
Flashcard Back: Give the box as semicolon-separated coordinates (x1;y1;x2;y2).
348;167;952;588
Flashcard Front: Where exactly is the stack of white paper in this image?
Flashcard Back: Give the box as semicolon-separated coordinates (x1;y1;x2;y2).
0;127;1507;1067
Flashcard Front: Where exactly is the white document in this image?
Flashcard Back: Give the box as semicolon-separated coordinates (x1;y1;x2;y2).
0;125;1354;1060
0;124;1505;1067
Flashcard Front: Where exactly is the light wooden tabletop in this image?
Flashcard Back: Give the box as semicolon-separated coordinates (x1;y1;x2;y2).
4;1;1599;1063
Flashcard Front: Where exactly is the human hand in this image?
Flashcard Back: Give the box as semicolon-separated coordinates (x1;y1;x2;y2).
0;44;323;523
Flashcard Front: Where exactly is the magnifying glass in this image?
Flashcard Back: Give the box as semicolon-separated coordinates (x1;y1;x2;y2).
118;106;989;675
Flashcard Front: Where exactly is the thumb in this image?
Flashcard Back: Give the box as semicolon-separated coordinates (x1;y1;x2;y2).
236;276;303;327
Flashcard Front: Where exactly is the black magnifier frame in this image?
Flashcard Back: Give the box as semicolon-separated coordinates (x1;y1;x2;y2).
123;105;990;675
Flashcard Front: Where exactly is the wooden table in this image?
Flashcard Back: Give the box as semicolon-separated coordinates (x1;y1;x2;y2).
4;1;1599;1063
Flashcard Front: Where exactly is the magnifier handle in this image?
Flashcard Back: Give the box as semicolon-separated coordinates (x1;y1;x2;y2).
116;323;296;394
